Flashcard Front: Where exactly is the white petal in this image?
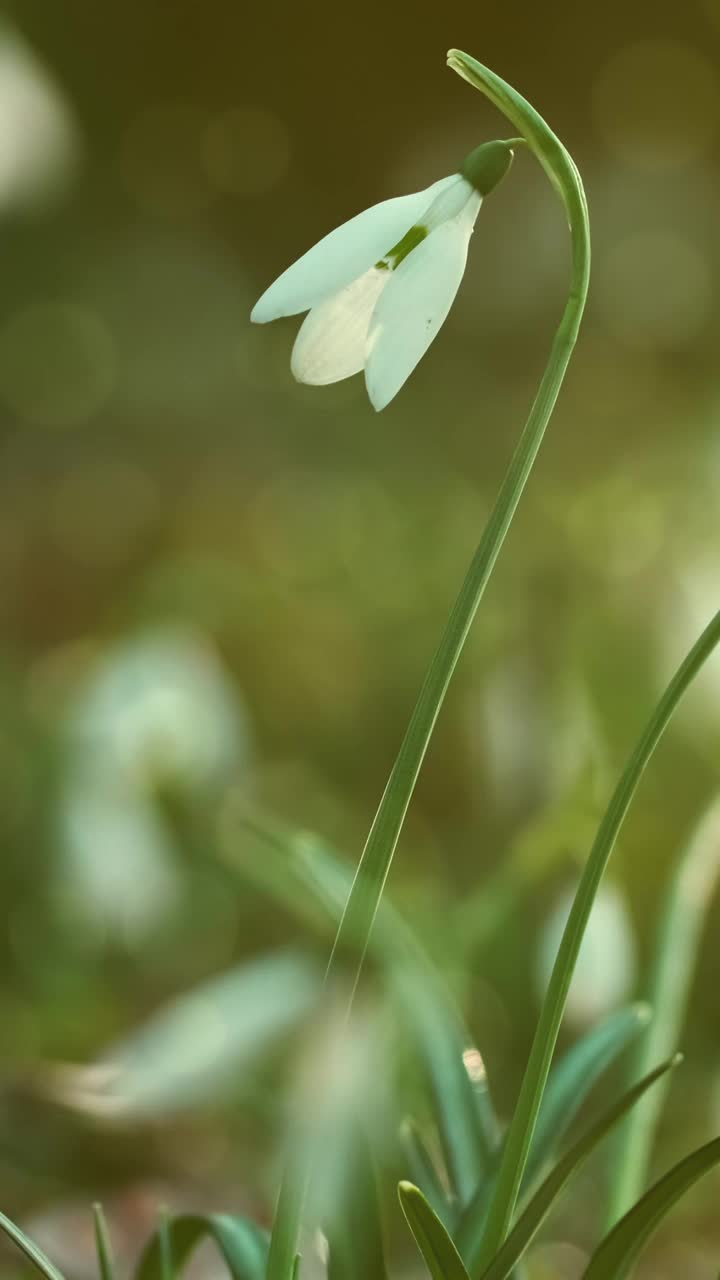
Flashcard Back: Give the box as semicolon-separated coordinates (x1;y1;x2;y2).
365;194;481;411
291;266;388;385
251;175;457;324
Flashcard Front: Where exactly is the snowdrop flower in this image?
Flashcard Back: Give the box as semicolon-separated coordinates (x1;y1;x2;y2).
251;140;515;410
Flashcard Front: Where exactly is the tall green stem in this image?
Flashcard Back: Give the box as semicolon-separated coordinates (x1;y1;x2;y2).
327;49;590;1005
266;51;590;1280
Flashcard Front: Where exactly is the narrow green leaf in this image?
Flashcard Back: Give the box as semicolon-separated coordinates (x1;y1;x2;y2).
135;1214;268;1280
525;1003;651;1189
476;1058;680;1280
392;967;497;1209
476;607;720;1268
241;815;499;1176
400;1118;452;1224
241;820;497;1197
583;1136;720;1279
158;1212;174;1280
399;1183;471;1280
455;1004;651;1267
0;1212;68;1280
606;795;720;1226
325;1117;388;1280
93;1204;116;1280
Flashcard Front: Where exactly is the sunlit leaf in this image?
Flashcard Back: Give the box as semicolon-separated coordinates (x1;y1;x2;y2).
582;1135;720;1280
399;1182;470;1280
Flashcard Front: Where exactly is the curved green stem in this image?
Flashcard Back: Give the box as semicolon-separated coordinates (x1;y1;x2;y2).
476;608;720;1272
327;49;590;1011
266;51;590;1280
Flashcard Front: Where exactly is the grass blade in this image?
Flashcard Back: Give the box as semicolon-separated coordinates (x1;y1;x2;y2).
135;1214;268;1280
93;1205;116;1280
158;1212;174;1280
0;1212;68;1280
240;818;498;1193
455;1004;650;1267
400;1118;452;1224
392;966;497;1209
475;1057;680;1280
605;795;720;1226
399;1182;471;1280
583;1136;720;1279
476;607;720;1269
325;1118;388;1280
525;1003;651;1189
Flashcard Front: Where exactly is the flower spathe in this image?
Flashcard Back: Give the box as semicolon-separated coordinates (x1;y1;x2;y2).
251;139;515;411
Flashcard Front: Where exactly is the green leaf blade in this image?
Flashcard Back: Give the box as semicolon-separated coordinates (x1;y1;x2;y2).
606;795;720;1226
476;1057;680;1280
399;1183;471;1280
583;1136;720;1280
476;608;720;1268
525;1003;651;1189
93;1205;117;1280
0;1212;69;1280
136;1214;268;1280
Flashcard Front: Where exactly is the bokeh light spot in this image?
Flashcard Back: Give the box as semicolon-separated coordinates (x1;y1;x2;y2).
592;40;720;170
204;106;290;196
596;231;712;349
0;303;117;428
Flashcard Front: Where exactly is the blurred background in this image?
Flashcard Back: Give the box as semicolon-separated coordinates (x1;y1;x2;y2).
0;0;719;1276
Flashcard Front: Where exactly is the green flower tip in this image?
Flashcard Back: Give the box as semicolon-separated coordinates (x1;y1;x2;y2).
461;139;514;196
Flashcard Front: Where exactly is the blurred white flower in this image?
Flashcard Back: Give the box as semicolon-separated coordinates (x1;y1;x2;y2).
537;881;637;1026
65;625;249;790
60;772;179;938
0;21;80;211
468;654;602;815
251;141;514;410
60;626;251;937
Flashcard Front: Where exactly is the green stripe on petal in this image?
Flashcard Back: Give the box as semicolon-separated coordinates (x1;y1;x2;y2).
378;224;429;270
251;175;457;323
364;198;479;411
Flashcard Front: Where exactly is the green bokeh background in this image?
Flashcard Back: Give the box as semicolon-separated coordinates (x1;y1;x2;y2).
1;1;719;1276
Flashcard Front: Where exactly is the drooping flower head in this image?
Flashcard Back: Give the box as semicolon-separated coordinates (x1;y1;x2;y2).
251;140;515;411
